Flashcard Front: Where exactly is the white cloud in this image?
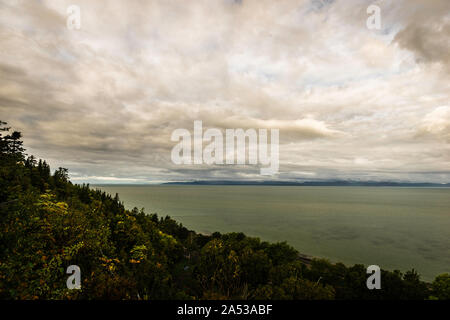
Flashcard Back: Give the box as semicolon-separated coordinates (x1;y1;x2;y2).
419;106;450;141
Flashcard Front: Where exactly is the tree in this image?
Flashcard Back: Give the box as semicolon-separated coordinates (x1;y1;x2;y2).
430;274;450;300
0;121;25;162
54;167;69;182
402;269;428;300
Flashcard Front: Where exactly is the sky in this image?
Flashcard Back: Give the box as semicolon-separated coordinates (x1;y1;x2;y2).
0;0;449;183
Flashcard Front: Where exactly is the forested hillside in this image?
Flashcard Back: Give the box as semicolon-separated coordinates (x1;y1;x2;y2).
0;120;449;300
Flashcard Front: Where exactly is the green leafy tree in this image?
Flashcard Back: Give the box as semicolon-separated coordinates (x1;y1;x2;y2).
430;274;450;300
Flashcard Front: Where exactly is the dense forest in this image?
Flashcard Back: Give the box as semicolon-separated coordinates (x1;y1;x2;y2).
0;120;449;300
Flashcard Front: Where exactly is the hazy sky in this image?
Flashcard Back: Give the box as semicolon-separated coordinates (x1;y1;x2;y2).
0;0;449;183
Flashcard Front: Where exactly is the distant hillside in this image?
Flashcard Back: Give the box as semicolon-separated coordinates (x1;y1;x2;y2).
163;180;450;187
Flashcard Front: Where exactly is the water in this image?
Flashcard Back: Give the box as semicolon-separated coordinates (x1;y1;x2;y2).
94;185;450;281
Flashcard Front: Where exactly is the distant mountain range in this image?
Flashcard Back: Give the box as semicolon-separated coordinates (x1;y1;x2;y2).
163;180;450;187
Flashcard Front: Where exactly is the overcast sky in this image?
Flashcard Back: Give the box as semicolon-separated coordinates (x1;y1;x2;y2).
0;0;449;183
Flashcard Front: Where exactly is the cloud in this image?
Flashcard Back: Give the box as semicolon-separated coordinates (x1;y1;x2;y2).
418;106;450;141
393;0;450;70
71;176;147;184
0;0;449;183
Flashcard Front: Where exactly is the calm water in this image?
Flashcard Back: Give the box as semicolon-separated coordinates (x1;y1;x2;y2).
94;185;450;281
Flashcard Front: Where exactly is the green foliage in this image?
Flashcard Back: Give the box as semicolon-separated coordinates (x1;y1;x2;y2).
0;120;447;300
430;274;450;300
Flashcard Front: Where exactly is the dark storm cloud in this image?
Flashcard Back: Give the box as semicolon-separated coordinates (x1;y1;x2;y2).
393;0;450;69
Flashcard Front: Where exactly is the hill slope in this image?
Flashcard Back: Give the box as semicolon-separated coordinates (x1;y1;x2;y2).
1;120;449;300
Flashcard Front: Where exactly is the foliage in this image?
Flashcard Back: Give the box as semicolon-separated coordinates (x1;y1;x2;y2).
430;274;450;300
